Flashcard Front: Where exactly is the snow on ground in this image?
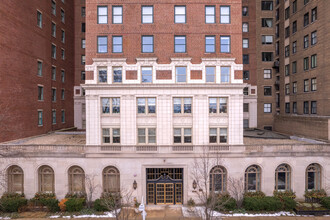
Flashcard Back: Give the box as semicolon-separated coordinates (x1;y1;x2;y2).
49;209;120;219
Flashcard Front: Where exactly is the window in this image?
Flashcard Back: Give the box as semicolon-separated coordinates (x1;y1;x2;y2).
292;61;297;74
81;39;86;48
285;26;290;38
81;23;85;32
292;21;297;34
81;71;85;80
285;64;290;76
51;66;56;78
243;119;249;128
103;166;120;193
243;54;249;64
38;111;43;126
68;166;85;193
38;166;54;193
209;97;228;114
205;36;215;53
61;70;65;83
102;98;120;114
81;7;85;17
261;1;273;10
304;13;309;27
61;30;65;43
174;128;192;144
243;39;249;48
7;165;24;194
275;164;291;191
262;35;273;44
112;36;123;53
275;24;279;38
209;128;228;144
243;71;249;80
210;166;227;193
245;165;261;191
142;6;153;23
98;69;107;83
264;69;272;79
206;67;216;83
243;103;249;113
262;52;273;62
311;31;317;45
138;128;156;144
52;88;56;102
61;110;65;123
242;23;249;32
285;7;290;20
173;97;192;114
51;0;56;15
304;57;309;71
61;49;65;60
141;67;152;83
37;11;42;28
221;67;230;83
97;36;108;53
61;9;65;23
37;61;42;76
293;82;297;94
311;101;317;114
262;18;273;27
276;8;279;21
285;45;290;57
293;102;297;113
311;54;317;68
304;79;309;92
306;163;321;190
220;36;230;53
113;67;122;83
292;41;297;54
304;101;309;114
137;98;156;114
61;89;65;100
242;6;248;16
264;103;272;113
176;67;186;83
304;35;309;49
243;87;249;96
304;0;310;5
292;0;297;13
264;86;272;96
112;6;123;24
205;6;215;23
102;128;120;144
51;22;56;37
174;6;186;23
174;36;186;53
311;7;317;22
51;44;56;59
220;6;230;24
38;86;43;101
311;78;317;91
142;36;153;53
285;84;290;95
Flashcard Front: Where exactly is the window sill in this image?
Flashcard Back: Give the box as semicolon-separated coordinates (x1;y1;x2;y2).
209;113;228;116
173;114;192;117
101;114;120;117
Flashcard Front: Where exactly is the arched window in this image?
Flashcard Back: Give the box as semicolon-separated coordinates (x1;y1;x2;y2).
209;166;227;193
68;166;85;193
306;163;321;190
7;165;24;194
245;165;261;191
103;166;120;193
38;165;55;193
275;164;291;191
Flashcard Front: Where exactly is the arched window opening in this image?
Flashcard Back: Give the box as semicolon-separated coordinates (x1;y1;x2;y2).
245;165;261;191
38;165;55;193
209;166;227;193
275;164;291;191
306;163;321;190
103;166;120;193
7;165;24;194
68;166;85;193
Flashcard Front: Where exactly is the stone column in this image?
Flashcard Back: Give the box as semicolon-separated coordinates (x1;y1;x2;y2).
86;95;101;145
228;94;243;145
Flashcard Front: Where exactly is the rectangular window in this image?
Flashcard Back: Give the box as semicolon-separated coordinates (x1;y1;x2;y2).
102;128;120;144
81;7;86;17
101;98;120;114
81;71;85;80
243;119;249;129
61;9;65;23
264;103;272;113
174;128;191;144
37;11;42;28
311;54;317;68
243;103;249;112
242;6;248;16
292;21;297;34
304;13;309;27
113;67;122;83
51;44;56;59
285;84;290;95
304;79;309;92
285;45;290;57
293;102;297;113
38;86;44;101
292;41;297;54
81;39;86;48
220;6;230;24
61;70;65;82
243;54;249;64
174;36;186;53
52;110;56;124
61;30;65;43
304;0;310;5
311;7;317;22
242;23;249;32
285;64;290;76
264;86;272;96
262;18;273;27
52;88;56;102
311;78;317;91
205;36;215;53
206;67;216;83
261;1;273;10
304;35;309;48
61;49;65;60
175;67;186;83
243;71;249;80
52;66;56;80
293;1;297;13
262;35;273;44
81;23;85;32
98;69;107;83
304;57;309;71
262;52;273;62
243;39;249;48
220;36;230;53
141;67;152;83
51;22;56;37
38;111;43;126
209;97;227;114
285;7;290;20
137;98;156;114
112;6;123;24
97;36;108;53
138;128;156;144
221;67;230;83
293;82;297;94
209;128;228;144
37;61;43;76
112;36;123;53
285;103;290;113
311;31;317;45
61;89;65;100
142;6;153;23
285;27;290;39
81;55;85;65
142;36;154;53
174;6;186;23
264;69;272;79
311;101;317;114
61;110;65;123
292;61;297;74
304;101;309;114
205;6;215;23
51;0;56;15
173;97;192;114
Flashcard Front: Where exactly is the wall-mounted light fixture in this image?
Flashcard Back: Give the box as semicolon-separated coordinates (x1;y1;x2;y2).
192;180;197;190
133;180;137;190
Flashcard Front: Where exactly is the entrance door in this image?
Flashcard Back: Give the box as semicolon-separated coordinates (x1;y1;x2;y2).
156;183;174;204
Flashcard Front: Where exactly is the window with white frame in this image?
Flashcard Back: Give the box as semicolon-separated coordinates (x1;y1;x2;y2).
102;128;120;144
220;6;230;24
243;39;249;48
264;103;272;113
209;97;228;114
141;67;152;83
81;39;85;48
112;6;122;24
221;67;230;83
243;23;249;32
176;66;186;82
101;98;120;114
142;6;153;23
137;98;156;114
205;6;215;23
205;67;216;83
264;69;272;79
138;128;156;144
98;69;107;83
173;97;192;114
174;128;192;144
113;67;122;83
174;6;186;23
209;128;228;144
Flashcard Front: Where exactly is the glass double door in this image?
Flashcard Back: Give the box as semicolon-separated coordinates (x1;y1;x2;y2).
147;182;182;205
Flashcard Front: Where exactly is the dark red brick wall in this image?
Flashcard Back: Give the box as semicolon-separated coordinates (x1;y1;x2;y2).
191;71;202;80
126;71;138;80
156;71;172;80
0;0;75;142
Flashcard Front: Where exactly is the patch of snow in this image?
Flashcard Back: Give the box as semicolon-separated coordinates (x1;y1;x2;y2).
290;136;326;144
49;209;120;219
